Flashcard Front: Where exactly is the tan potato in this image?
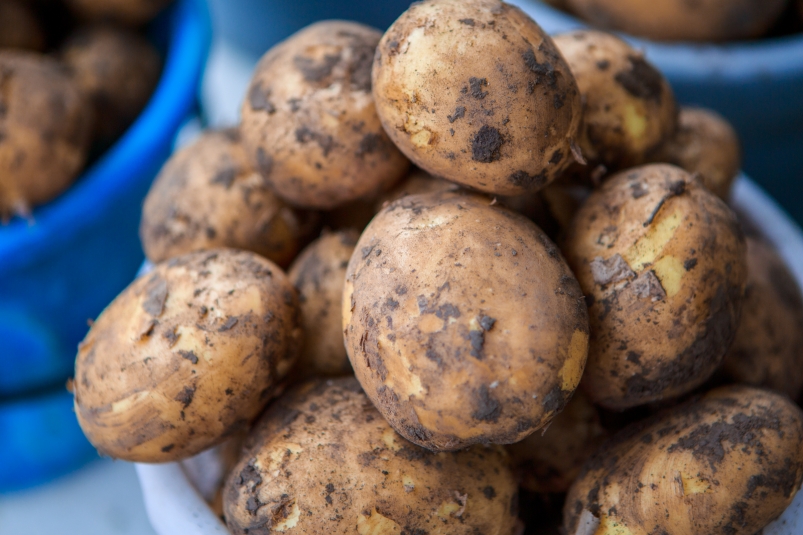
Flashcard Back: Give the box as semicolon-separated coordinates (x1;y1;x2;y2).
507;392;607;494
0;51;92;218
657;107;741;200
372;0;582;196
564;164;747;410
720;238;803;400
553;31;677;174
73;249;301;462
565;0;788;42
61;24;161;145
0;0;45;52
223;377;519;535
288;230;359;378
564;386;803;535
240;21;410;210
343;190;590;451
64;0;173;26
140;129;318;268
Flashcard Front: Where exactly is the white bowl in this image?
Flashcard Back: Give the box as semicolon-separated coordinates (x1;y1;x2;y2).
135;175;803;535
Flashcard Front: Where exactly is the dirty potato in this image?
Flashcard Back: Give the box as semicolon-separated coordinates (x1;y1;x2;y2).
73;249;301;462
343;190;590;451
553;30;677;174
0;51;92;218
564;0;788;42
507;392;607;494
372;0;582;196
0;0;45;52
564;164;747;410
140;129;317;268
240;21;410;210
720;238;803;400
223;377;519;535
61;24;161;145
64;0;173;26
657;107;741;200
564;385;803;535
288;230;359;378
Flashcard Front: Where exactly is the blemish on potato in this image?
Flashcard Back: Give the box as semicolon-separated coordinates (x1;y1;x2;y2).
622;210;682;271
560;330;588;391
652;255;684;297
357;507;402;535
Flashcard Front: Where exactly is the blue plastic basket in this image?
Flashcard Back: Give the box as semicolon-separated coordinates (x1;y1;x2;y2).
0;0;211;398
509;0;803;224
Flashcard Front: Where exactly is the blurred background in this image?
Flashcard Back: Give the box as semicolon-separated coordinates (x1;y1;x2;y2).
0;0;801;533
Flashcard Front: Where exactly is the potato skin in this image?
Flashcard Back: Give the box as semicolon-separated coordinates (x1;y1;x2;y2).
564;386;803;535
565;0;788;42
0;0;46;52
564;164;747;410
507;392;606;494
0;51;92;217
240;21;410;210
61;24;161;145
657;107;741;200
223;377;519;535
73;249;301;463
720;238;803;400
372;0;582;196
140;129;316;268
288;230;359;377
343;190;589;451
553;31;677;173
64;0;173;26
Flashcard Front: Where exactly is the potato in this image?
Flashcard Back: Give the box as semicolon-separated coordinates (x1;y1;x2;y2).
553;31;677;174
288;230;359;377
61;24;161;145
564;164;747;410
343;190;589;451
223;377;519;535
564;0;788;42
73;249;301;462
507;392;607;494
140;129;318;268
240;21;410;210
720;238;803;400
564;386;803;535
372;0;582;196
64;0;173;26
0;0;45;52
657;107;741;200
0;51;92;218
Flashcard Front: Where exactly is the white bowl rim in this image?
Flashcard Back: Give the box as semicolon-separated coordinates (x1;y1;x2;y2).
134;174;803;535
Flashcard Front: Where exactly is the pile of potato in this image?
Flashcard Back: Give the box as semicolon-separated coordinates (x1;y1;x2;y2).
0;0;172;220
72;1;803;534
550;0;803;42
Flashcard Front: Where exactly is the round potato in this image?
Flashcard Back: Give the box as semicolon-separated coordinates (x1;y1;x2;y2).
223;377;519;535
140;129;317;268
0;0;45;52
720;238;803;400
73;249;301;462
553;31;677;173
564;385;803;535
565;0;788;42
507;392;607;494
288;230;359;378
61;24;161;145
240;21;410;210
64;0;173;26
372;0;582;196
343;190;590;451
564;164;747;410
657;107;741;200
0;51;92;218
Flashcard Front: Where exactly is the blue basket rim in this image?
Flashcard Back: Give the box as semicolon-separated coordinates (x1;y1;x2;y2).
0;0;211;274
